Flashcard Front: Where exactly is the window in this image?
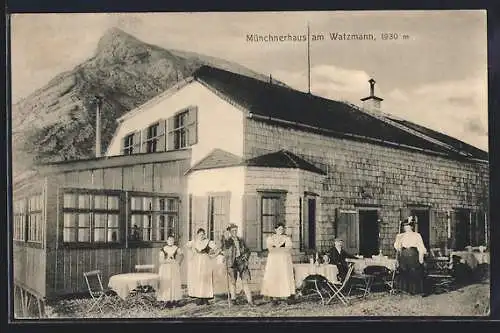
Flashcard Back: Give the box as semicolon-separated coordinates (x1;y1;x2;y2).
122;131;141;155
13;199;27;241
62;190;122;244
128;194;179;242
123;133;135;155
27;194;44;243
144;122;162;153
260;192;286;250
167;106;198;150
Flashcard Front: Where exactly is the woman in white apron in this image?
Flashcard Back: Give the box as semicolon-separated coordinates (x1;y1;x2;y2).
157;235;184;307
261;223;295;305
186;228;220;305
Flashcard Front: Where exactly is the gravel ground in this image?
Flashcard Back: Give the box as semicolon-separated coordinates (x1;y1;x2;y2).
40;279;490;319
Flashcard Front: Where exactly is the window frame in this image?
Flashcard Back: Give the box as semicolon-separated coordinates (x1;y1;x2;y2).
13;194;45;247
127;191;180;247
123;133;135;155
144;122;162;153
58;188;126;248
258;190;286;251
167;106;198;151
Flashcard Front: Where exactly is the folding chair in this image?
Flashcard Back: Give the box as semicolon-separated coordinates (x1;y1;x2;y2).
361;265;397;295
326;263;355;305
425;257;455;294
83;270;119;314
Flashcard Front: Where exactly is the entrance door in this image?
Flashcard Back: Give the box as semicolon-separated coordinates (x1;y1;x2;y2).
411;209;430;250
358;210;379;257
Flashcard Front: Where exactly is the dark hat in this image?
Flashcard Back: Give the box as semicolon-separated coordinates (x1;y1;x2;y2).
334;237;344;242
226;223;238;231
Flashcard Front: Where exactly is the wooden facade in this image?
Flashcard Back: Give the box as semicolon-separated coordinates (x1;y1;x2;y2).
13;150;191;302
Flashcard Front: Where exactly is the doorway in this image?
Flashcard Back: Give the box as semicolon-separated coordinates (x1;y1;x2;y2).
411;209;430;250
303;196;317;250
358;210;379;257
453;209;471;250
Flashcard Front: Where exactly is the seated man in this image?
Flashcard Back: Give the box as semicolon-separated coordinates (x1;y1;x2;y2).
329;238;357;282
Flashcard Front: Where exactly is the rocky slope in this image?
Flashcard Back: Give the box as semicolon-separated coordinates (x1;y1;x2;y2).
12;27;278;177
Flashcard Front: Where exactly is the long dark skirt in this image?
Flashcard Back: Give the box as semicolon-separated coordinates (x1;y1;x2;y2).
398;247;424;295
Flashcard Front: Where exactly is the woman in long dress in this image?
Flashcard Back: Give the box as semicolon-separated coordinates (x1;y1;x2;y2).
261;223;295;305
394;217;427;295
186;228;220;305
157;235;184;307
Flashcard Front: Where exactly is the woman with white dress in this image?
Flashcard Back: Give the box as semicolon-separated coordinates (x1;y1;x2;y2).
157;235;184;307
186;228;220;305
394;217;427;295
260;223;295;305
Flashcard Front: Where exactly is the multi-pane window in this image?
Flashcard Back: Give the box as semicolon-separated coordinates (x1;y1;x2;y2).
173;111;188;150
144;123;161;153
167;106;198;151
62;190;121;244
128;195;179;242
13;200;27;241
260;193;286;250
123;133;135;155
27;194;44;243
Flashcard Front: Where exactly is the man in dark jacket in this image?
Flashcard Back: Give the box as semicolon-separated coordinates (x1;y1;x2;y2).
221;223;254;306
329;238;357;282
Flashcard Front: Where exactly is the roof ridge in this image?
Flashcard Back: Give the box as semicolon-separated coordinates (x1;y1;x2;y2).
347;103;469;157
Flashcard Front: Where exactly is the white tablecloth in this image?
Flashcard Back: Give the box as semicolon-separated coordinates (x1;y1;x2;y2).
451;251;490;269
346;258;398;274
293;264;339;288
108;273;160;300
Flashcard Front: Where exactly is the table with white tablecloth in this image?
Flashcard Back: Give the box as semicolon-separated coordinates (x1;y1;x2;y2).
451;251;490;269
346;257;398;274
293;264;339;288
108;273;160;300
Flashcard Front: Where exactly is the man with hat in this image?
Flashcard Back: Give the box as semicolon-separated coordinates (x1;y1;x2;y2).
221;223;254;306
329;237;358;282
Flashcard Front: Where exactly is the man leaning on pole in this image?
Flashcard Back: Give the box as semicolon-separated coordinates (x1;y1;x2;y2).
221;223;255;306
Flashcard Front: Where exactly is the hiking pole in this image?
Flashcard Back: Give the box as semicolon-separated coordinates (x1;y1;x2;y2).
226;264;231;308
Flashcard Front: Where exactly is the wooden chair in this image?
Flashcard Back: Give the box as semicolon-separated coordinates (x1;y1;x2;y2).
83;270;119;314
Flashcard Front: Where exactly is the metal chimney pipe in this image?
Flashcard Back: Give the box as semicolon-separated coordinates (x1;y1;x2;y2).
95;96;102;158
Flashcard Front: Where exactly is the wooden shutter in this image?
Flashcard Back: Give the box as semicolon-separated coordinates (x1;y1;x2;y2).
430;210;448;249
190;195;209;240
243;194;259;251
166;116;175;151
156;120;166;152
141;128;148;153
336;209;359;255
132;131;141;154
187;106;198;146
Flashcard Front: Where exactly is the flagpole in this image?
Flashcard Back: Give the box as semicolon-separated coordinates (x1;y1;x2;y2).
307;22;311;94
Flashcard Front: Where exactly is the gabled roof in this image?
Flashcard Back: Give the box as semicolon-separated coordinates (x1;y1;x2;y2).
186;149;243;174
246;150;327;175
193;66;487;161
186;149;326;175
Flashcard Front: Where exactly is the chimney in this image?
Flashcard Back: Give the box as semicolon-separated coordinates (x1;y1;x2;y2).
95;96;103;158
360;78;383;112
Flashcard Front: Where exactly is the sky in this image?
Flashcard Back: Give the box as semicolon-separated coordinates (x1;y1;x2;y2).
10;11;488;151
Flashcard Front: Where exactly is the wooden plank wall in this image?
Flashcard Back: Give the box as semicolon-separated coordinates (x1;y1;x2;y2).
13;244;46;297
45;158;190;298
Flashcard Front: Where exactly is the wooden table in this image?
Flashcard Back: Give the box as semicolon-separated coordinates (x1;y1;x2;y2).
108;273;160;300
294;264;339;288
